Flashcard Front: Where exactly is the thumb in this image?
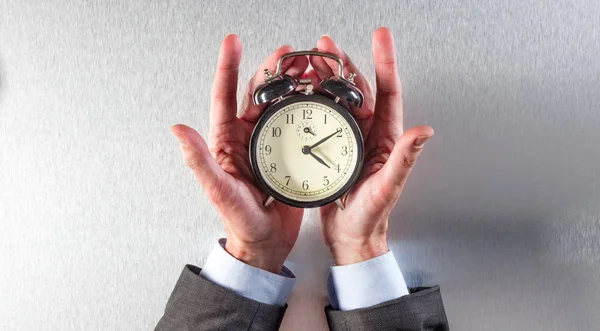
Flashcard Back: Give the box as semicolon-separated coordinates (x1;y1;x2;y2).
382;125;434;187
171;124;229;201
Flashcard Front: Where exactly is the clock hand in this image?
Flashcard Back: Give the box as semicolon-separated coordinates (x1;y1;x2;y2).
301;145;331;168
303;127;317;136
309;151;330;168
309;128;342;149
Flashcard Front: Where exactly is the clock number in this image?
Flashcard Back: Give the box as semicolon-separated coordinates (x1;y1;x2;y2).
284;176;291;186
324;114;327;124
323;176;329;186
265;145;272;155
302;180;309;190
341;146;348;156
286;114;294;124
336;128;343;137
335;164;341;173
270;163;277;173
303;109;313;119
272;127;282;137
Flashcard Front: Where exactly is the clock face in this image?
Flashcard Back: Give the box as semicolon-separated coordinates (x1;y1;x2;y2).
250;95;363;207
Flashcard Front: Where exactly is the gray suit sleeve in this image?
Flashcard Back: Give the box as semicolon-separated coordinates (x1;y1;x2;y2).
324;286;449;331
155;265;287;331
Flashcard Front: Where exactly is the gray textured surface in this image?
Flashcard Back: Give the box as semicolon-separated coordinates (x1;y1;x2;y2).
1;1;599;330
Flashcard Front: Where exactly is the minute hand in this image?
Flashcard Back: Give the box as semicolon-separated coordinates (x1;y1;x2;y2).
310;128;341;149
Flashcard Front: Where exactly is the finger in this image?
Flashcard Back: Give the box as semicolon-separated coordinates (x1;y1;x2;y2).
372;27;402;124
315;36;374;119
171;124;231;203
284;55;309;78
239;45;301;122
316;36;364;83
382;125;434;186
211;34;243;127
309;47;334;80
239;54;307;122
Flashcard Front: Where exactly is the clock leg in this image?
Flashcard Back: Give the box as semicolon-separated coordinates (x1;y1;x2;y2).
263;195;275;208
335;198;345;210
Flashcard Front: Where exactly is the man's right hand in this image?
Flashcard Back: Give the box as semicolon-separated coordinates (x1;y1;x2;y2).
311;28;434;265
171;34;309;274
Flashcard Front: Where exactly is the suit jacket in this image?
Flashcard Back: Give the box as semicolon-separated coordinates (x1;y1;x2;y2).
155;265;449;331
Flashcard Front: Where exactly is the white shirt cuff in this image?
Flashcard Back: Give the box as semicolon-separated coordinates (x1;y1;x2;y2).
328;250;409;311
199;239;296;307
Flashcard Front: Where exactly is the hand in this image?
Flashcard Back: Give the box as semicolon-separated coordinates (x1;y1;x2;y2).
171;35;309;273
310;28;435;265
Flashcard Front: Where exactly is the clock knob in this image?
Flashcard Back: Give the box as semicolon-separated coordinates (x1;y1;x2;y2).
264;69;273;79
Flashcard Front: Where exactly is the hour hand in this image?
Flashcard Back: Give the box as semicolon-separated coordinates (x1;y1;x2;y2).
302;145;330;168
309;151;330;168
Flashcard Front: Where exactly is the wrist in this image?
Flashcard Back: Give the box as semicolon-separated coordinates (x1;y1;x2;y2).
329;236;389;265
224;238;289;274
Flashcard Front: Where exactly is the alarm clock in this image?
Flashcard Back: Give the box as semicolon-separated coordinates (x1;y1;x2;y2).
249;51;364;209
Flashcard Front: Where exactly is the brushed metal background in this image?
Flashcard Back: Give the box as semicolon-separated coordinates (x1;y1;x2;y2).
1;1;599;330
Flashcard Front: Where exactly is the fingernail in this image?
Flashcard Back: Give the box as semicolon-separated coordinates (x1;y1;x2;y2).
223;33;239;42
413;135;433;148
172;132;188;147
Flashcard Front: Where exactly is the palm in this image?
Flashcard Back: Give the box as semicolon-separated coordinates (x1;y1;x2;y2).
205;117;303;246
172;36;309;271
319;104;402;246
321;161;392;233
311;30;434;260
